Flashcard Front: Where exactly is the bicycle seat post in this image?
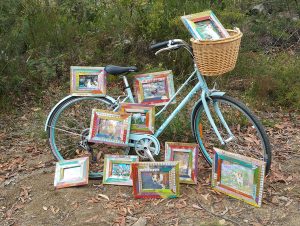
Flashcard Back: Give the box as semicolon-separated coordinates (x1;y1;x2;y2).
122;75;134;103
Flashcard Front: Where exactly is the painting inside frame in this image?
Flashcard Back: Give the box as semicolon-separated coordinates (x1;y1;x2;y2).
165;142;199;184
88;109;131;146
134;70;176;106
103;155;139;186
70;66;106;96
212;148;266;207
132;162;180;199
181;10;229;40
119;103;155;134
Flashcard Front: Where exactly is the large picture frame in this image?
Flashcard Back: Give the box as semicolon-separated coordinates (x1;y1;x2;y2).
119;103;155;134
70;66;106;96
132;162;180;199
134;71;176;106
103;155;139;186
165;142;199;184
212;148;266;207
88;109;131;146
181;10;230;40
54;157;89;189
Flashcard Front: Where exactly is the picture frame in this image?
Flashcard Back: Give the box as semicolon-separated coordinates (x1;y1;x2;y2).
103;155;139;186
88;109;131;146
181;10;230;40
165;142;199;184
119;103;155;134
70;66;106;96
132;162;180;199
212;148;266;207
54;157;89;189
134;70;176;106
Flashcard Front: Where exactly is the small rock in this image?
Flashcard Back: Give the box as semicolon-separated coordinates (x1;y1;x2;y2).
219;219;226;225
132;217;147;226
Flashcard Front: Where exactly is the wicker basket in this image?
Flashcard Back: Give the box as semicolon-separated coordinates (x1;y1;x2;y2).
191;29;243;76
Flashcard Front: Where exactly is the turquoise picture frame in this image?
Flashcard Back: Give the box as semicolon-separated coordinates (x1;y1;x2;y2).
54;157;89;189
103;155;139;186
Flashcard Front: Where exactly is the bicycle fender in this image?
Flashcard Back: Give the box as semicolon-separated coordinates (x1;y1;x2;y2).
190;91;225;135
44;95;117;131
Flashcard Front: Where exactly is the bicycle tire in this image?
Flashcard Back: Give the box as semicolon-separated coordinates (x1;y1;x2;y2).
46;96;114;178
192;95;271;174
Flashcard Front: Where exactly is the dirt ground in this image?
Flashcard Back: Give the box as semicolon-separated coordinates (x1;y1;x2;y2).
0;98;300;226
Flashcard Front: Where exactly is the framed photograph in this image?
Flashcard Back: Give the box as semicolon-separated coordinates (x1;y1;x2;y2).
119;103;155;134
132;162;180;199
134;70;176;106
103;155;139;186
181;10;230;40
165;142;199;184
88;109;131;146
212;148;266;207
70;66;106;96
54;157;89;189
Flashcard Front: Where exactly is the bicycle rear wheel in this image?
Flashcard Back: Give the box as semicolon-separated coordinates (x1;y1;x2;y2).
46;96;121;178
192;95;271;174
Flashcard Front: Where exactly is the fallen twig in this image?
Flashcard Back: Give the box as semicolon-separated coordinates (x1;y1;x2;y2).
195;198;241;226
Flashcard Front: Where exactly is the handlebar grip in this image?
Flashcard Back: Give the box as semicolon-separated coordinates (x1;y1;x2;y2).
150;41;170;51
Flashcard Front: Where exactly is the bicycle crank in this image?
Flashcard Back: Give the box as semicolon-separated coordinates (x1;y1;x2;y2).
128;134;160;161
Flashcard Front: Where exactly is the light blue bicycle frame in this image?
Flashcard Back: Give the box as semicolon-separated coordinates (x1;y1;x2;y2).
121;64;234;145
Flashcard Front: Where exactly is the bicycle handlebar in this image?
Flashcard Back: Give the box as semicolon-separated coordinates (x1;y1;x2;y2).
150;39;194;58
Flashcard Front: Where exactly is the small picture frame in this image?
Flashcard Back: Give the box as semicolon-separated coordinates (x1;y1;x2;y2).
119;103;155;134
54;157;89;189
88;109;131;146
165;142;199;184
103;155;139;186
212;148;266;207
181;10;230;40
134;70;176;106
70;66;106;96
132;162;180;199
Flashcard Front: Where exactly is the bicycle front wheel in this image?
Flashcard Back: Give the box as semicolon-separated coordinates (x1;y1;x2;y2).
193;95;271;174
46;96;117;178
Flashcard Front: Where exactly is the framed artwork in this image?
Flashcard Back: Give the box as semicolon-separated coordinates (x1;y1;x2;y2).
70;66;106;96
54;157;89;189
119;103;155;134
165;142;199;184
181;10;230;40
103;155;139;186
212;148;266;207
132;162;180;199
134;70;176;106
88;109;131;146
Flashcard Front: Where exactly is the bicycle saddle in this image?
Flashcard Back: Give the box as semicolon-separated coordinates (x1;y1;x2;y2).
104;65;138;75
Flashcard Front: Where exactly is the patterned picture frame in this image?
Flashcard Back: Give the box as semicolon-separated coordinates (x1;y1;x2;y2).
181;10;230;40
134;70;176;106
132;162;180;199
88;109;131;146
103;155;139;186
165;142;199;184
54;157;89;189
212;148;266;207
119;103;155;134
70;66;106;96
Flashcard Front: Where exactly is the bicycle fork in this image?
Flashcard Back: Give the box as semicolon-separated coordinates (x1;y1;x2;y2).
197;71;235;145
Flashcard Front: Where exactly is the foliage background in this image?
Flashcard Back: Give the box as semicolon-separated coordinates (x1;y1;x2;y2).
0;0;300;110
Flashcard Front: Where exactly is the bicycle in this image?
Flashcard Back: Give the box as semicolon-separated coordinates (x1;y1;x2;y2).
45;38;272;178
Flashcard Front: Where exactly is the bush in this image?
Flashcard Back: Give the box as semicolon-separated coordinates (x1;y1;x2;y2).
0;0;299;111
